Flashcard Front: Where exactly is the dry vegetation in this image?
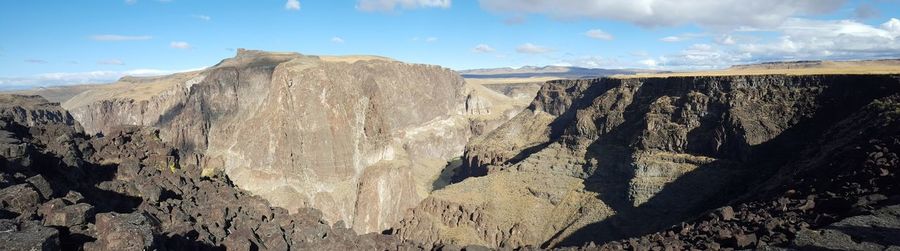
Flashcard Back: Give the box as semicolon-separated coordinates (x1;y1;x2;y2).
319;55;396;63
615;59;900;78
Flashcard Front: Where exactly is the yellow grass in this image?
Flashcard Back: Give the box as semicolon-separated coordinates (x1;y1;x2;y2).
62;71;203;109
614;60;900;78
319;55;395;63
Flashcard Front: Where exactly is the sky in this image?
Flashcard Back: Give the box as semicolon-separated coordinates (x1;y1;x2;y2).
1;0;900;88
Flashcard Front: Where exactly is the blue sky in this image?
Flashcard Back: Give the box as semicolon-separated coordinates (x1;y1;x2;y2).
1;0;900;87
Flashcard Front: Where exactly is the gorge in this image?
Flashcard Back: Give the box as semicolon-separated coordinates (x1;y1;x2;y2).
2;51;899;250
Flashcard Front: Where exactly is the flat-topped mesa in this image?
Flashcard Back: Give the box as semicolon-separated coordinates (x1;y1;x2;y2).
61;49;491;234
398;74;900;249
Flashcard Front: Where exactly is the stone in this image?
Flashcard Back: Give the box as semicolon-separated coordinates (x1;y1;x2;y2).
25;175;55;200
0;219;17;232
40;201;94;227
794;229;885;251
719;206;735;221
136;182;162;203
62;191;85;204
0;183;42;217
84;212;156;251
462;244;492;251
733;233;757;248
0;221;60;251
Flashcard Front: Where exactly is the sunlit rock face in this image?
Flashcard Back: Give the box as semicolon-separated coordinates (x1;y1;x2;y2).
63;49;489;233
396;75;900;248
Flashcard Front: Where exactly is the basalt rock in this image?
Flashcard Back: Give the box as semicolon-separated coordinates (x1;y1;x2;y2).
397;75;900;249
0;94;419;250
0;220;60;251
61;50;514;234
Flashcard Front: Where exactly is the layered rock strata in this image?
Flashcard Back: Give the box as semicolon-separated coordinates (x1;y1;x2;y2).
0;94;415;250
396;75;900;248
61;50;511;233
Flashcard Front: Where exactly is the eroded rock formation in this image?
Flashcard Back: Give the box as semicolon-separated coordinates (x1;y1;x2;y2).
396;75;900;249
60;49;518;234
0;94;416;250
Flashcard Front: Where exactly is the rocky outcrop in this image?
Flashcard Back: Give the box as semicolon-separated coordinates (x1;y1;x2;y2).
0;94;81;131
590;95;900;250
0;94;418;250
396;75;900;248
61;49;510;234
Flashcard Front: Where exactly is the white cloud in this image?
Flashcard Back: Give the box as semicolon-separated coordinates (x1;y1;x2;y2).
356;0;451;12
0;68;203;90
516;43;552;54
170;41;191;49
659;33;706;42
884;18;900;37
472;44;496;53
716;35;736;45
193;15;211;21
285;0;301;10
660;36;683;42
645;18;900;69
331;36;345;43
478;0;845;28
411;36;438;43
90;34;152;41
558;56;624;68
639;59;658;68
656;43;750;69
97;59;125;65
736;18;900;60
585;29;614;40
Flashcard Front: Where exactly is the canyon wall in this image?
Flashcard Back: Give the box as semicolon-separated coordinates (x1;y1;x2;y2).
395;75;900;248
61;50;511;234
0;94;416;250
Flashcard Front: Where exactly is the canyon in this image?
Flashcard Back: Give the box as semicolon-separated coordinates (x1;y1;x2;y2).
395;75;900;249
56;49;531;235
2;52;899;250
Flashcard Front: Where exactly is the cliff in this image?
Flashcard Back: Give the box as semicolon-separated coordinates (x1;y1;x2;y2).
0;94;415;250
60;49;514;234
395;74;900;248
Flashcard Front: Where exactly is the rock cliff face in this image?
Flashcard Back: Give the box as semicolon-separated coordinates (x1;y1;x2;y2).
396;75;900;248
61;49;503;234
0;94;82;131
0;94;414;250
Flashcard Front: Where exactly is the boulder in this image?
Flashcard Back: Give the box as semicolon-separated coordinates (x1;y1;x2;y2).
84;212;156;251
0;183;42;218
25;175;55;200
0;221;60;251
39;199;94;227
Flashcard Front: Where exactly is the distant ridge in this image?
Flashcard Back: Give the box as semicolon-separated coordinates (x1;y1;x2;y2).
729;58;900;70
460;66;661;79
